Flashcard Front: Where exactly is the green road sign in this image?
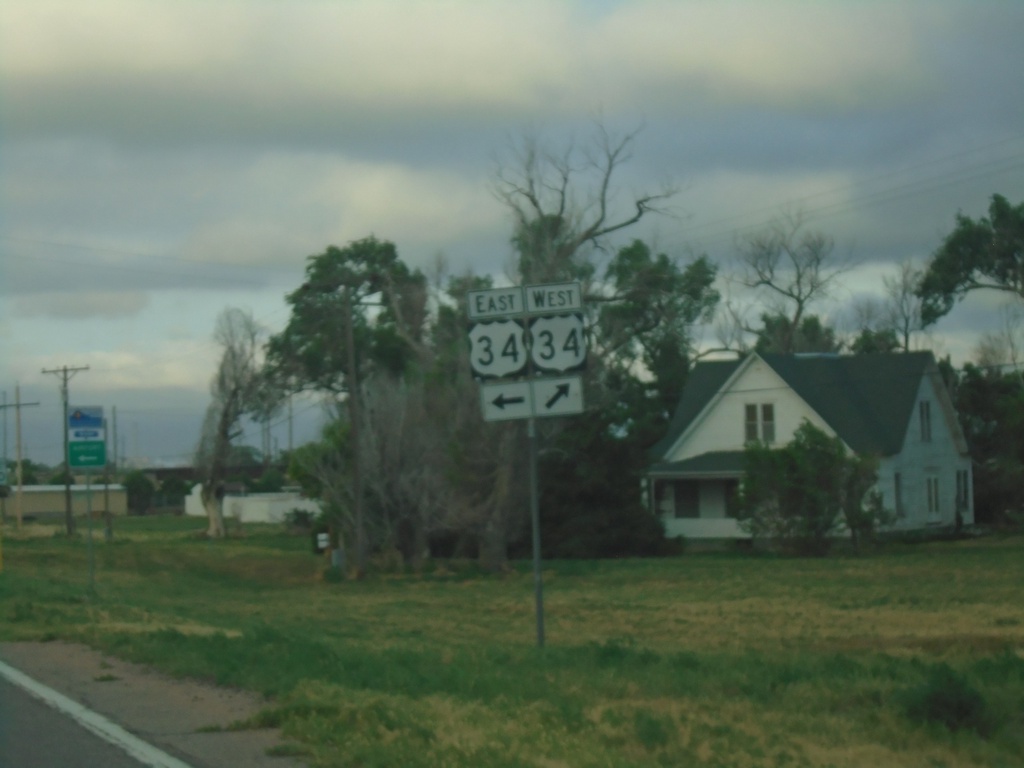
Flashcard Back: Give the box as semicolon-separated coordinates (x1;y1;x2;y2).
69;440;107;468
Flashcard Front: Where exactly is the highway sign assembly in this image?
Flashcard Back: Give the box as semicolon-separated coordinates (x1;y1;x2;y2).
465;281;589;649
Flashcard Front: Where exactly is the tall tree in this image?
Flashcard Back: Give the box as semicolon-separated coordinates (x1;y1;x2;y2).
918;194;1024;325
597;239;719;432
195;308;263;538
266;237;428;574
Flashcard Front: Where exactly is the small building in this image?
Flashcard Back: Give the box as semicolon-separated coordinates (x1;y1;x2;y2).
647;352;973;541
7;484;128;520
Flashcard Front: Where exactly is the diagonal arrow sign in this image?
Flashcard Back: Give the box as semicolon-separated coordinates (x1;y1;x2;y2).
493;393;526;409
544;383;570;409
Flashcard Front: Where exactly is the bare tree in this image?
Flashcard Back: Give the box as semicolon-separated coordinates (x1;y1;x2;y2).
882;261;926;352
974;303;1024;379
195;308;263;538
359;373;451;569
734;213;848;353
493;124;676;284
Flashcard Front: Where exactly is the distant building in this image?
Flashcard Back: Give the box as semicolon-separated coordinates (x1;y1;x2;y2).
10;484;128;520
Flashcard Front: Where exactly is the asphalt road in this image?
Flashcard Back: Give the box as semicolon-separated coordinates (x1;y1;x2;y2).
0;677;151;768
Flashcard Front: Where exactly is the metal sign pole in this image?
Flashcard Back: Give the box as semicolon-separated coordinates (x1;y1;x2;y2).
86;469;96;595
528;416;545;649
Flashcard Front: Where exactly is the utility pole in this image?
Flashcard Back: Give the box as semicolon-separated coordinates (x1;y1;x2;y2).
0;387;40;529
0;386;40;571
344;287;366;578
42;365;89;535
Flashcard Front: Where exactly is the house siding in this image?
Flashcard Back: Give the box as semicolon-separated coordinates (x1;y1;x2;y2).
878;372;973;530
668;358;838;462
660;480;746;539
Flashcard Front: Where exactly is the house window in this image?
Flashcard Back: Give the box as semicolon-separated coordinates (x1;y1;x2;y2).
744;403;776;444
761;404;775;443
894;472;904;517
926;476;940;523
956;470;970;515
674;481;700;519
919;400;932;442
745;404;759;442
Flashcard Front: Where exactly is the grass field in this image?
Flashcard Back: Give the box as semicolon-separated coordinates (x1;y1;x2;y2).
1;516;1022;767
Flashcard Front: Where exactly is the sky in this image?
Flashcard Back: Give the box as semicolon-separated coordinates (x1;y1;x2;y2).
2;0;1023;469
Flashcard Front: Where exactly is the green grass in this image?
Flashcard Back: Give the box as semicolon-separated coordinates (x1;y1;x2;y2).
2;517;1023;767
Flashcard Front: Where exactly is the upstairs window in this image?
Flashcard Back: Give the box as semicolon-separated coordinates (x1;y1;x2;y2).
919;400;932;442
745;403;776;444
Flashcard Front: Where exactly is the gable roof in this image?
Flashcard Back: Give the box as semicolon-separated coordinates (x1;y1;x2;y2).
652;351;938;460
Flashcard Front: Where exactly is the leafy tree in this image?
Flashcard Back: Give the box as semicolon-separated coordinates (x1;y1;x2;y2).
753;313;841;355
952;363;1024;524
918;194;1024;325
158;476;191;505
48;468;74;486
598;239;719;431
532;409;671;558
850;327;901;355
734;421;883;555
249;468;285;494
123;470;155;515
8;459;41;485
265;237;427;395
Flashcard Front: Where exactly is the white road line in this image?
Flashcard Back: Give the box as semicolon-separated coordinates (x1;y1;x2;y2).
0;659;195;768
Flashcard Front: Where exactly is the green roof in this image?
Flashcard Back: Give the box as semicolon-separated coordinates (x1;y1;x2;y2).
651;352;936;461
649;450;746;477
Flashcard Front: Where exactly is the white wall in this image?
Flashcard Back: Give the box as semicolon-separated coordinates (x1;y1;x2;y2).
877;372;973;530
668;358;837;462
184;484;321;524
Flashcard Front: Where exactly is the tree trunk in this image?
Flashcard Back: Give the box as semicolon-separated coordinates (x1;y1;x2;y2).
201;485;226;538
478;517;508;573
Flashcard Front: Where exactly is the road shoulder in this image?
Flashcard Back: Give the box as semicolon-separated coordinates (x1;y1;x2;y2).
0;641;307;768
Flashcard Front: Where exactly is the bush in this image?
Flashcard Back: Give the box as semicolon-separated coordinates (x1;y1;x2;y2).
734;421;886;556
903;664;994;736
123;470;156;515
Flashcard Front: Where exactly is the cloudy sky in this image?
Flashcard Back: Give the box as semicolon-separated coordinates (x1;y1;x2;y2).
2;0;1023;468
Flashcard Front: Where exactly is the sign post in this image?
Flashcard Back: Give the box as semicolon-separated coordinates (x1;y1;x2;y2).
467;282;588;648
69;407;105;594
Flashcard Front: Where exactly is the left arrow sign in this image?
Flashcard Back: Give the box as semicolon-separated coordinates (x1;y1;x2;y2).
480;381;533;422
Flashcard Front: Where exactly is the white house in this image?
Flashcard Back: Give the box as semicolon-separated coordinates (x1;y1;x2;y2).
647;352;973;540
